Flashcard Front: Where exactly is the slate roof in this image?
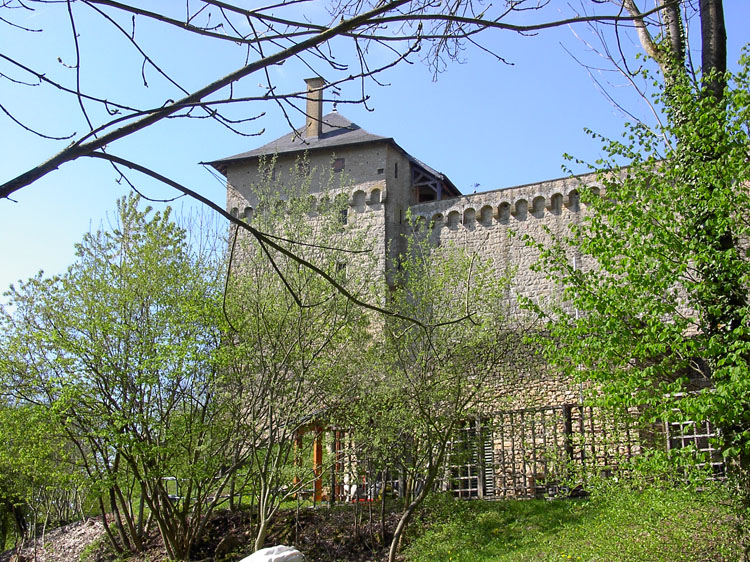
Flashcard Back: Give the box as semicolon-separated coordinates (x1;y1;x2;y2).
209;112;389;165
207;111;461;197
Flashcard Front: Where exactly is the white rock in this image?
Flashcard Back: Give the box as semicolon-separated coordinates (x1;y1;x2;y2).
238;544;306;562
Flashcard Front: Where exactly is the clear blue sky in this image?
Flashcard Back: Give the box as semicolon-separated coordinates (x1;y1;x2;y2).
1;2;749;295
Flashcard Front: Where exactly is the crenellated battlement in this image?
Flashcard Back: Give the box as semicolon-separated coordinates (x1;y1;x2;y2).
409;172;598;230
347;180;386;210
227;180;387;221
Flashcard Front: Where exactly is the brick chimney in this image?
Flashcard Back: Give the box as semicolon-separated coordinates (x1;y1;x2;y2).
304;77;325;138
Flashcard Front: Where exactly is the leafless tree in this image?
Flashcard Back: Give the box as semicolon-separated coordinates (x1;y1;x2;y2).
0;0;684;316
1;0;675;202
563;0;727;125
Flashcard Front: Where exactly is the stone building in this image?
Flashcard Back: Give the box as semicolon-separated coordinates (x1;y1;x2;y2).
211;79;593;305
208;80;670;499
209;79;591;405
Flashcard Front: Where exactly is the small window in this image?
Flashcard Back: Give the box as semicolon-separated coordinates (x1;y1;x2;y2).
377;167;384;175
394;162;398;178
333;158;345;173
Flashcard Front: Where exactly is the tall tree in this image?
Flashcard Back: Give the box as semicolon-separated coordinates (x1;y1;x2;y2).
220;158;374;552
531;0;750;551
353;223;520;562
535;0;748;445
0;194;235;560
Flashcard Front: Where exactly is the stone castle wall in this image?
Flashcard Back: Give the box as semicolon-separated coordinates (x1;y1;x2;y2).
409;172;599;309
225;142;410;285
226;156;601;410
227;175;390;302
408;172;601;410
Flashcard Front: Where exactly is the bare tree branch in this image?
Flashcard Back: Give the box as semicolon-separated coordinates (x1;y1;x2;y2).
0;0;412;200
1;0;680;202
83;150;468;329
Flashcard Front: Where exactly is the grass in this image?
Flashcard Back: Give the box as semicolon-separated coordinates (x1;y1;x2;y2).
404;482;741;562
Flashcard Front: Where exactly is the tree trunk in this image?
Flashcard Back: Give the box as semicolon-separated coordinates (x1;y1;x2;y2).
0;503;7;551
380;471;387;546
254;516;269;553
387;486;425;562
388;462;444;562
114;484;142;551
109;488;132;553
663;1;685;64
700;0;727;98
229;473;237;511
254;486;271;552
9;501;27;540
97;496;123;554
137;483;146;541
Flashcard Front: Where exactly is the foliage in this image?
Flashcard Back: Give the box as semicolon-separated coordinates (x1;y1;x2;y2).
404;481;740;562
347;219;521;562
528;51;750;461
0;401;85;551
219;156;374;551
0;194;229;560
0;174;372;557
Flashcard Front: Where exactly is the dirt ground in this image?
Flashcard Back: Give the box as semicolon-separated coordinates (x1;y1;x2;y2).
0;503;404;562
0;519;105;562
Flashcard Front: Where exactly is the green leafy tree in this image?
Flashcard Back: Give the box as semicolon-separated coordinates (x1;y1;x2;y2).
0;194;235;560
220;158;374;552
531;51;750;549
352;223;520;562
0;401;83;551
529;4;750;553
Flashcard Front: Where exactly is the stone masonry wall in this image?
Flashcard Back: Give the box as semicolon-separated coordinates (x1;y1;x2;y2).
226;157;601;411
225;144;392;283
409;172;599;310
408;172;601;410
225;143;391;205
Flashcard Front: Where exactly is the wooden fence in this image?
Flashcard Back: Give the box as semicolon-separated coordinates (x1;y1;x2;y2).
313;404;724;503
445;404;724;499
